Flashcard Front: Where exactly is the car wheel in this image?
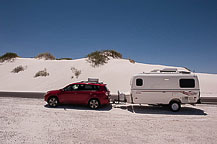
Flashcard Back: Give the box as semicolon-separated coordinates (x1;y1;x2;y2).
169;101;181;112
88;99;100;109
48;97;59;107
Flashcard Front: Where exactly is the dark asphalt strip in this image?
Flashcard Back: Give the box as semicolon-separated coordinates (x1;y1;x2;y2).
0;91;45;99
200;97;217;104
0;91;216;104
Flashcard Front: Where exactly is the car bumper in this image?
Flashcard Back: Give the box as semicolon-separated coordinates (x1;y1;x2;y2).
100;99;110;105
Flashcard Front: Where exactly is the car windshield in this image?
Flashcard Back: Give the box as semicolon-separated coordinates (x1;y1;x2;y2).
63;85;71;91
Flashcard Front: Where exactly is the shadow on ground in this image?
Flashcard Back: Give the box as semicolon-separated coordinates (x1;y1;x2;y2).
44;104;112;111
117;105;207;115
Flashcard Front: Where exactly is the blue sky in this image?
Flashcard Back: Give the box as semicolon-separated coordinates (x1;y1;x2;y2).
0;0;217;73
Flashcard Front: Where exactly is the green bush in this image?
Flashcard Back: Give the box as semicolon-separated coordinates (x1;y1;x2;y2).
11;65;26;73
56;58;72;60
0;52;19;62
35;53;56;60
34;69;49;78
87;51;108;67
103;50;122;59
87;50;122;67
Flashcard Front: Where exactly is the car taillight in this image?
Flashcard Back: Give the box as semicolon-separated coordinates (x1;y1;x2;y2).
106;91;110;98
106;91;109;96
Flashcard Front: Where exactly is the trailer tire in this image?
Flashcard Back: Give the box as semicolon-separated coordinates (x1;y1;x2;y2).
169;101;181;112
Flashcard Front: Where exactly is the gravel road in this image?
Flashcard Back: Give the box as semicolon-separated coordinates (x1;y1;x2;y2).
0;97;217;144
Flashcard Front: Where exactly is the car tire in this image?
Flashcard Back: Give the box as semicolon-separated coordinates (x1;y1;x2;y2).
88;99;100;109
169;101;181;112
48;97;59;107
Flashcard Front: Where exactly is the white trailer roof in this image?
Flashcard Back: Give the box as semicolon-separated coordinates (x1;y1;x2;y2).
133;73;197;77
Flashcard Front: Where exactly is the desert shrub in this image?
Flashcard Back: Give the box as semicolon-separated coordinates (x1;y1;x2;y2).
35;53;56;60
0;52;19;62
56;58;72;60
71;67;81;78
74;70;81;78
87;50;122;67
34;68;49;78
103;50;122;59
87;51;108;67
11;65;26;73
129;59;135;64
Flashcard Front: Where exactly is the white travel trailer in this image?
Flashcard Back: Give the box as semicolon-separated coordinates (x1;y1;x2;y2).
130;68;200;112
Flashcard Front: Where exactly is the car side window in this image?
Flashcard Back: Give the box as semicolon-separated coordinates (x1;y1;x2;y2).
64;84;100;91
71;84;80;90
93;85;100;91
83;84;92;90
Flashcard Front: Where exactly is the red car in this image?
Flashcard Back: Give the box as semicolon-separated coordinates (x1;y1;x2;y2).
44;81;110;109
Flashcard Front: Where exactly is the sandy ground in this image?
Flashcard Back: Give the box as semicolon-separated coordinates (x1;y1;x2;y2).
0;97;217;144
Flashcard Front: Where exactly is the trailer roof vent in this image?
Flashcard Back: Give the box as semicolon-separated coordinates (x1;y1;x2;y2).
150;69;160;72
160;68;178;73
179;71;191;74
150;68;191;74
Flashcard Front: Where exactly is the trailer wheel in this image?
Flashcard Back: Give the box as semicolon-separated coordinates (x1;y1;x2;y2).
169;101;181;112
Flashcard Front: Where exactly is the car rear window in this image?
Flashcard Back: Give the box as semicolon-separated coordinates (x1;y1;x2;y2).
98;85;108;91
104;85;109;91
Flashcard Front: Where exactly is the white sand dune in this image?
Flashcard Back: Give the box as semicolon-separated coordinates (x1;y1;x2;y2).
0;58;216;97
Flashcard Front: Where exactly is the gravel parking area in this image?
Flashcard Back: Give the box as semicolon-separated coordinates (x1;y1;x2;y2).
0;97;217;144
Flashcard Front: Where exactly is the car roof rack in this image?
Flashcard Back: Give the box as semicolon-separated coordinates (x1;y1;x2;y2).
80;78;104;84
80;81;104;84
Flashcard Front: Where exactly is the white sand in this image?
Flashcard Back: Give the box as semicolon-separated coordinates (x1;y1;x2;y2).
0;97;217;144
0;58;216;97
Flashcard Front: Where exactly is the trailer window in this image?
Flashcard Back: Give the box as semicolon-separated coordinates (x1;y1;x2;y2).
136;79;143;86
179;79;195;88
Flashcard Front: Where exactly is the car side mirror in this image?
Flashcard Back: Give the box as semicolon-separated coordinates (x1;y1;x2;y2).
60;89;64;92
